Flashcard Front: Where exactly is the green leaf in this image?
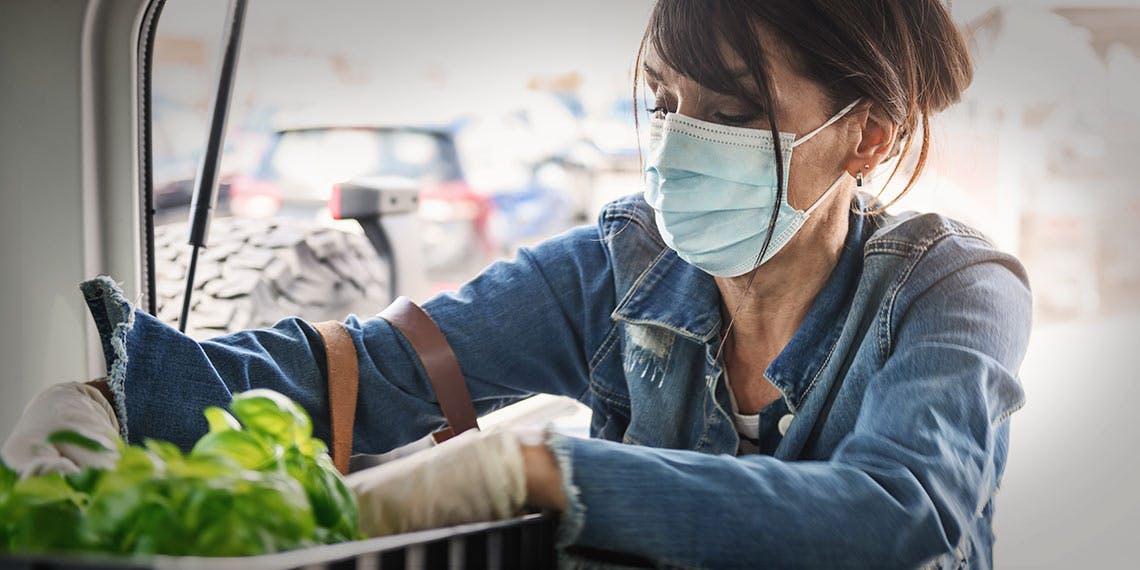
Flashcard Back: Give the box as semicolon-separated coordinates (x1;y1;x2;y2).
47;430;111;453
5;497;84;552
64;467;104;495
203;406;242;433
80;481;147;552
13;473;85;506
3;473;87;553
0;462;17;493
166;454;233;480
144;439;184;463
284;451;359;539
0;462;18;551
186;472;315;556
190;430;279;471
230;389;313;448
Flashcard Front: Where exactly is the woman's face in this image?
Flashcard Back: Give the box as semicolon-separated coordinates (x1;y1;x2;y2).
642;29;863;225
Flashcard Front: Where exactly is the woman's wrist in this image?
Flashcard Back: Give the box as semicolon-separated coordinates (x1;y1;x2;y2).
521;442;568;511
86;377;114;407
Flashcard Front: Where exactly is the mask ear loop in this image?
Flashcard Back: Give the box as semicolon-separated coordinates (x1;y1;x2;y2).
804;171;849;216
795;99;863;215
790;99;862;149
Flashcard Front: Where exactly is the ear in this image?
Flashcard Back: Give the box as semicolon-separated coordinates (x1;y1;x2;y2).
843;104;898;179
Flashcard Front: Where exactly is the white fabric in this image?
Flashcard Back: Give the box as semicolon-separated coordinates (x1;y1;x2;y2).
732;410;762;441
723;369;762;441
1;382;121;476
346;428;527;537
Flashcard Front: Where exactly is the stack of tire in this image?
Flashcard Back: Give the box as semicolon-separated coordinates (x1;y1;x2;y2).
153;218;391;339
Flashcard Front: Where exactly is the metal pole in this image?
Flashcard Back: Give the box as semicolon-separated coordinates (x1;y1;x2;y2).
178;0;248;333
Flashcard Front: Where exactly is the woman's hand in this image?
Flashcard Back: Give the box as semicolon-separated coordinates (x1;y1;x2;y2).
1;382;121;476
345;428;566;537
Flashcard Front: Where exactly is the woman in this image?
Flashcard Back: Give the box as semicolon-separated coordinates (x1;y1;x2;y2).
3;1;1029;567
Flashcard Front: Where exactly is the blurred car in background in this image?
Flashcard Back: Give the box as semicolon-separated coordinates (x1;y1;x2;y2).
153;113;596;294
248;123;501;290
454;91;597;234
153;123;491;287
229;125;463;220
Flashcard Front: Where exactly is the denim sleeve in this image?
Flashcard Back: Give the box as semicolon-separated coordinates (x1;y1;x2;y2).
81;224;614;455
548;259;1031;569
423;224;615;407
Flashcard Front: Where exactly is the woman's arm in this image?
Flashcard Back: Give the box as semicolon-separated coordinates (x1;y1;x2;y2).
82;224;616;455
537;258;1031;569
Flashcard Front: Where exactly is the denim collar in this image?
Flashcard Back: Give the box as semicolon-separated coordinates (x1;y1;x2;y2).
612;196;873;409
611;246;723;344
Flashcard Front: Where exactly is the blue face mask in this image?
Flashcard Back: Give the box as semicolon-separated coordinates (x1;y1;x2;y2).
643;99;861;277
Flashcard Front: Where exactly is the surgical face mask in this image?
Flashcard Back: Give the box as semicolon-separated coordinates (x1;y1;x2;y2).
643;99;861;277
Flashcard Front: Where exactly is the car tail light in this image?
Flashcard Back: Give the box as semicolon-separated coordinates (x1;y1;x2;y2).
418;181;489;221
329;183;343;219
229;175;281;218
418;180;495;256
418;197;482;221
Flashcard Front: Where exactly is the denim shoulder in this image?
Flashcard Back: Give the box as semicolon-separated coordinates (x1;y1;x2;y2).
868;209;1030;296
864;210;1033;370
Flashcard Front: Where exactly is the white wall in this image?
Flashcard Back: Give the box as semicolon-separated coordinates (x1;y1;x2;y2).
0;0;144;437
0;0;94;436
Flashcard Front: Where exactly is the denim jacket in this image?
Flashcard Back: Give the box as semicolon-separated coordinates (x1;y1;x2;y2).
81;192;1030;569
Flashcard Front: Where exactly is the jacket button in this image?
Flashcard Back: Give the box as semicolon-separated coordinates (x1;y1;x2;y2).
778;413;794;436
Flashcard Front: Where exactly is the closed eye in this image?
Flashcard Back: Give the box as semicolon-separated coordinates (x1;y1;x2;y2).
713;111;762;126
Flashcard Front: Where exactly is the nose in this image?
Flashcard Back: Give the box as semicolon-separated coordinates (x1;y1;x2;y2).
672;85;704;120
675;98;698;118
653;74;705;121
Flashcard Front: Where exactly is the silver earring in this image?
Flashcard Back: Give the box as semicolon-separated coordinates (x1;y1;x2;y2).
856;171;864;187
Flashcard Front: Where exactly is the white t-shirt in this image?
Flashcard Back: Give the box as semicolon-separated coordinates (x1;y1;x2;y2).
724;369;788;456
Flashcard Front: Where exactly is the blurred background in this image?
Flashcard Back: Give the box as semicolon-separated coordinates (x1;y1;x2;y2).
145;0;1138;567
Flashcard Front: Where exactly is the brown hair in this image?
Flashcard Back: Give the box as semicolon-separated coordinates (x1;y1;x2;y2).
634;0;973;219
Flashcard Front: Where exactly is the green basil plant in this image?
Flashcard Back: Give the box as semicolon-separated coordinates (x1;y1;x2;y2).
0;389;361;557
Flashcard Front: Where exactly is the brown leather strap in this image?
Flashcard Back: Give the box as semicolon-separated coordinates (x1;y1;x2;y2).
312;321;359;475
379;296;479;441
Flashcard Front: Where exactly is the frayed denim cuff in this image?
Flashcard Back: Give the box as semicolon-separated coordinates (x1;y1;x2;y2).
80;276;136;442
546;432;586;548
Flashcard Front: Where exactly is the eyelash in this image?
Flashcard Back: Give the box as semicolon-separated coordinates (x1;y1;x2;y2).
646;105;761;127
714;112;761;126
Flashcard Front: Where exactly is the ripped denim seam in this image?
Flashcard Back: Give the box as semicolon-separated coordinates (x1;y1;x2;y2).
80;276;136;442
546;432;586;548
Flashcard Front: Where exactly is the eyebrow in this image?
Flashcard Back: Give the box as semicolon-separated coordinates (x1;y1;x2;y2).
643;63;763;102
643;64;663;82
